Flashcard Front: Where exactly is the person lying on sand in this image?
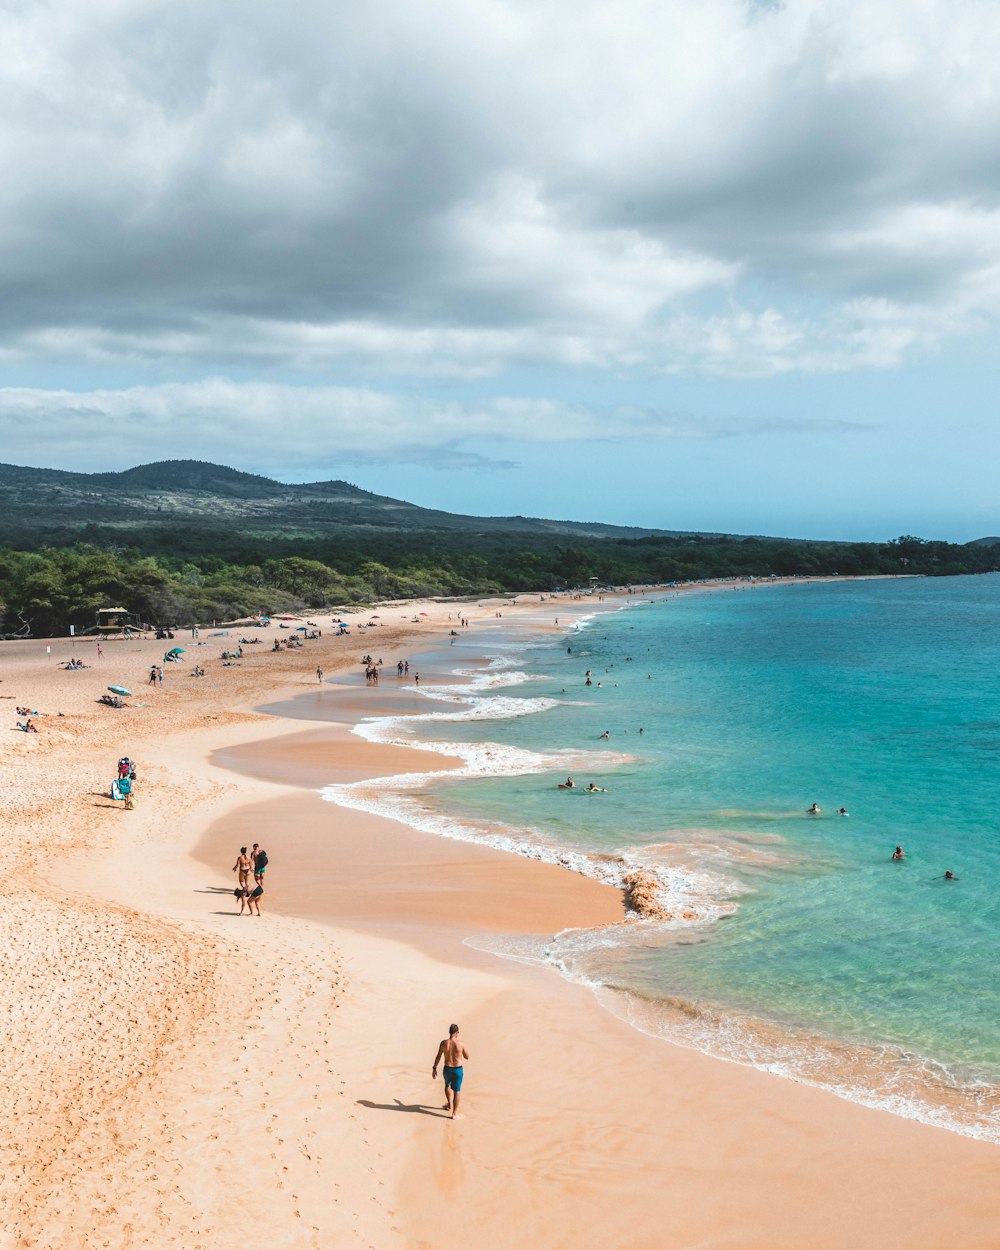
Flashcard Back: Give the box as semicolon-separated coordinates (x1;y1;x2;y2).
432;1024;469;1119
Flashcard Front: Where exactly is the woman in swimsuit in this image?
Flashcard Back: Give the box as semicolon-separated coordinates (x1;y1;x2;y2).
233;847;252;888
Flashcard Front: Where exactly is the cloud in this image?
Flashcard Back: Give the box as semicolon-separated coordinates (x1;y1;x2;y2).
0;0;998;388
0;380;869;475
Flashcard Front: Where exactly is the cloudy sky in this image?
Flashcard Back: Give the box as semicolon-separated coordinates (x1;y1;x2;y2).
2;0;999;539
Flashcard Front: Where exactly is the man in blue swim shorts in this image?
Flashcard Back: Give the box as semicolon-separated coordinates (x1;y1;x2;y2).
432;1023;470;1119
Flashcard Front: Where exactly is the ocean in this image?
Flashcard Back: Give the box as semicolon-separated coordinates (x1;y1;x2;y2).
322;575;1000;1140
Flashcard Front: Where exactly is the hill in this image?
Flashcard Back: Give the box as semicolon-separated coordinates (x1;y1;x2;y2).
0;459;998;637
0;459;703;544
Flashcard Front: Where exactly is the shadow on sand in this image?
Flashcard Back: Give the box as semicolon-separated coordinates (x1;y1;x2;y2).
357;1099;451;1119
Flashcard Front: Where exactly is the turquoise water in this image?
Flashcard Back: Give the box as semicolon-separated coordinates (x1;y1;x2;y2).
330;577;1000;1136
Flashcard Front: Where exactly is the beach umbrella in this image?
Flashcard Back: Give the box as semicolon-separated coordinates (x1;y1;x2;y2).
419;611;429;616
108;685;132;696
166;646;185;655
295;625;308;631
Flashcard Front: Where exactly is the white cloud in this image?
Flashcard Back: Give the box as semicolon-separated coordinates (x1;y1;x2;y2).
0;379;868;475
0;0;998;389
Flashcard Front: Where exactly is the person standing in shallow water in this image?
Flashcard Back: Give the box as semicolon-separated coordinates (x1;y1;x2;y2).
432;1024;469;1119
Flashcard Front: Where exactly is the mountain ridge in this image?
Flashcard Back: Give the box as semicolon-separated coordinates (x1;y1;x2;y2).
0;458;710;541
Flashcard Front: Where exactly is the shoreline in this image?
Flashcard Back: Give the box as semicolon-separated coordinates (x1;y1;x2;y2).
199;605;1000;1250
4;581;1000;1247
229;595;1000;1146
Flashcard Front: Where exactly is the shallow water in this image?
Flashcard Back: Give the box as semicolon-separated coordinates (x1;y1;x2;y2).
322;576;1000;1139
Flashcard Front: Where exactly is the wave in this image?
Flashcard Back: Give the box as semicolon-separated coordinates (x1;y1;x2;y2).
321;671;742;926
593;983;1000;1143
464;931;1000;1144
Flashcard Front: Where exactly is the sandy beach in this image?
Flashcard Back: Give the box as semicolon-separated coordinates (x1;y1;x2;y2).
2;588;999;1249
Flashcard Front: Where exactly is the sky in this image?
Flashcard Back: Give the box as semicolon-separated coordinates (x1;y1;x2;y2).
1;0;999;541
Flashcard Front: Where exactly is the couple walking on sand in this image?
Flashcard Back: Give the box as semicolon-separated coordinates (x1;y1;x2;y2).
233;842;268;915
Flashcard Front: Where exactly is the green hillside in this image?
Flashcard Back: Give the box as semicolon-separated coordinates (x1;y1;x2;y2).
0;460;997;636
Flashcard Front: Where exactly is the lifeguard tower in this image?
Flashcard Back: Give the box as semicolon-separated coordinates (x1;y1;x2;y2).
95;607;143;636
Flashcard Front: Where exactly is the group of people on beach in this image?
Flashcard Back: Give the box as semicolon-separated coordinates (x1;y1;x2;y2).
232;843;268;914
15;703;40;732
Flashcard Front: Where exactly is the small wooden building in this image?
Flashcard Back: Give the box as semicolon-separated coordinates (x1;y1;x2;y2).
96;607;141;634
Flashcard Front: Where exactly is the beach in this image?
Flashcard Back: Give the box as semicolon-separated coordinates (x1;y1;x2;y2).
2;591;1000;1250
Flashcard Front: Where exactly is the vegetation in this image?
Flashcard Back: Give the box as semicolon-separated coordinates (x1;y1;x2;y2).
1;532;998;638
1;459;997;635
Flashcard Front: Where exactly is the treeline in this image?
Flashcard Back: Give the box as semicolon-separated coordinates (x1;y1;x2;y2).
0;532;998;637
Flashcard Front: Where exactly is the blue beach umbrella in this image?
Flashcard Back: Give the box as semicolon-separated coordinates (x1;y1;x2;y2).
107;685;132;696
166;646;185;655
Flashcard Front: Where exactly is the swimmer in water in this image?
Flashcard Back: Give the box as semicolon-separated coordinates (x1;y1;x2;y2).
584;783;606;792
892;846;905;860
562;777;575;788
807;803;821;815
944;870;958;880
838;807;849;816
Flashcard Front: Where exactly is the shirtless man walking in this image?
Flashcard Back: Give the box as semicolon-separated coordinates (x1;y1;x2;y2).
431;1023;469;1119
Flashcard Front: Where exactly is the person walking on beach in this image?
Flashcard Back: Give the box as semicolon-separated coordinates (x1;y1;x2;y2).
316;666;324;683
432;1023;469;1119
252;843;268;884
118;772;134;809
233;847;252;888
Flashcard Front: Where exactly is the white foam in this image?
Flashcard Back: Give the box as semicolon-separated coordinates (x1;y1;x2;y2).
323;653;743;928
588;985;1000;1144
465;929;1000;1142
